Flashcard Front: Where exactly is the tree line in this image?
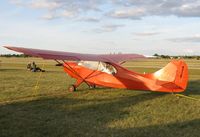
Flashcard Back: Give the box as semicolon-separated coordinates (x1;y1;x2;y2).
153;53;200;60
0;53;199;60
0;54;31;58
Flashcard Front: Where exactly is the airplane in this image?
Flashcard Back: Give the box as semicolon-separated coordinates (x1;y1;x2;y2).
4;46;188;93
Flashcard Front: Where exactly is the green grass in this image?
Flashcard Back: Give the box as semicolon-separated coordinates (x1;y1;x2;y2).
0;57;200;137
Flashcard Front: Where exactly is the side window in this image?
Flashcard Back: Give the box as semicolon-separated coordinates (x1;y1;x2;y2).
98;63;117;74
78;61;117;74
78;61;99;70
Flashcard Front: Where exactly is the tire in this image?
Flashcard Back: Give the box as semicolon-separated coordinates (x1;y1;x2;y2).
68;85;76;92
89;84;96;89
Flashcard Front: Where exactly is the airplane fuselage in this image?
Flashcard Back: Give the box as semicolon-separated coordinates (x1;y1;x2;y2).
63;60;188;92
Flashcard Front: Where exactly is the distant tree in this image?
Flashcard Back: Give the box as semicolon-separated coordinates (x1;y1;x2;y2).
0;54;32;58
160;55;170;59
153;53;159;56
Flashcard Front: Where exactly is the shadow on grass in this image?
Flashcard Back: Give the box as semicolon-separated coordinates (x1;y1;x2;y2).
110;119;200;137
0;92;199;137
78;80;200;97
185;80;200;95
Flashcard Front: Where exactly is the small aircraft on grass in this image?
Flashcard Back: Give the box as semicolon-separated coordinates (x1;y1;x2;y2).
4;46;188;92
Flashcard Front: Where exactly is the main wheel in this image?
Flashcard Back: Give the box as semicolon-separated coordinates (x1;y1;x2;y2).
68;85;76;92
89;84;96;89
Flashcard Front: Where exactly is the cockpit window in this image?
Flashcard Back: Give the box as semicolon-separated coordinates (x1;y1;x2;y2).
78;61;117;74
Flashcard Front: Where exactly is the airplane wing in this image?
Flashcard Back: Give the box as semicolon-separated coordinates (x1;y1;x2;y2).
3;46;146;63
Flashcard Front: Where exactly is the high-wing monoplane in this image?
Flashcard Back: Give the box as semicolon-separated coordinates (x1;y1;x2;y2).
4;46;188;92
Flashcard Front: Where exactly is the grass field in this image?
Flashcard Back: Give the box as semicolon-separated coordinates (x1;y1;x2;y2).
0;57;200;137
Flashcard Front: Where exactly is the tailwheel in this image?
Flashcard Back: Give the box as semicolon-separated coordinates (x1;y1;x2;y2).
68;85;76;92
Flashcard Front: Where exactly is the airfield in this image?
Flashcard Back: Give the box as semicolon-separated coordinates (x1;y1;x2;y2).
0;57;199;137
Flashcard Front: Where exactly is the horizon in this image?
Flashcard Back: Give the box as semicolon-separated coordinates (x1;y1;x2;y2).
1;50;200;57
0;0;200;55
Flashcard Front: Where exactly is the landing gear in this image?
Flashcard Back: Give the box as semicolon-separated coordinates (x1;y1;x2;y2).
89;84;96;89
64;62;97;92
68;85;76;92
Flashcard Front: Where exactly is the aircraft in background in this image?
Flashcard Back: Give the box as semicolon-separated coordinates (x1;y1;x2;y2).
4;46;188;92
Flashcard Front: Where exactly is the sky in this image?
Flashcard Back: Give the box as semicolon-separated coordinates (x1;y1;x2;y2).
0;0;200;55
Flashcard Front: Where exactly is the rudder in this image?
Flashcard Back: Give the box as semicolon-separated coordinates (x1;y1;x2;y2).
153;60;188;92
173;60;188;91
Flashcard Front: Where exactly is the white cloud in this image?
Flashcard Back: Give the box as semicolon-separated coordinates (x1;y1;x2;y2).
61;10;77;18
30;0;61;10
109;0;200;19
9;0;103;20
134;32;160;36
183;49;194;54
108;8;145;19
169;35;200;43
94;24;125;33
79;17;100;22
9;0;200;21
41;13;58;20
9;0;23;5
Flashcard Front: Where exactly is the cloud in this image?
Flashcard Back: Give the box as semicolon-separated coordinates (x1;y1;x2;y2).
9;0;23;5
183;49;195;54
30;0;61;10
108;8;145;19
94;24;125;33
168;35;200;43
61;10;77;18
134;32;160;36
109;0;200;19
78;17;100;22
9;0;103;20
9;0;200;21
40;10;76;20
41;13;58;20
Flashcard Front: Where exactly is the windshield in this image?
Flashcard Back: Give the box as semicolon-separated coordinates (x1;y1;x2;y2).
78;61;117;74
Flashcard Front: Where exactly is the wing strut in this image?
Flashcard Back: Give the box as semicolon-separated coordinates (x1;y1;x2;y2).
55;60;63;66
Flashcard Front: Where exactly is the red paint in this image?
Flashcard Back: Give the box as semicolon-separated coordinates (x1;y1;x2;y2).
63;60;188;92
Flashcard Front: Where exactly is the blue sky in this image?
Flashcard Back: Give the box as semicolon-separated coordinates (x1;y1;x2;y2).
0;0;200;55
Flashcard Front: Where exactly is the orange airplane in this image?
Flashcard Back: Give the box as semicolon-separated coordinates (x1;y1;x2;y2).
4;46;188;92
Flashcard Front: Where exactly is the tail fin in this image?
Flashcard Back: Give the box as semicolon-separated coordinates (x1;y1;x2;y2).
153;60;188;92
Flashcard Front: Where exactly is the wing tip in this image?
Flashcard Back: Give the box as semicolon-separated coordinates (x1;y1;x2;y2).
3;46;25;53
3;45;13;50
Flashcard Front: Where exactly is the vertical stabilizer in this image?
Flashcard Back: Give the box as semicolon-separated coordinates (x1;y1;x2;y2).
153;60;188;92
